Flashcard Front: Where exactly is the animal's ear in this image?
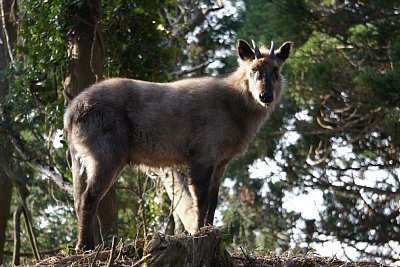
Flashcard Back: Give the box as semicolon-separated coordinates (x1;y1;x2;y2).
275;42;293;61
237;40;255;61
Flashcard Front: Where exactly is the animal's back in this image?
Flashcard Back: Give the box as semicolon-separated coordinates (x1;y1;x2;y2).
64;77;244;168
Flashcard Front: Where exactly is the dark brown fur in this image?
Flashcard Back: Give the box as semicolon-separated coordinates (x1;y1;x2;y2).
64;40;292;250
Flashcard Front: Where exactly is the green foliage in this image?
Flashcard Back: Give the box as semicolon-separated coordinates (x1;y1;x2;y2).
102;0;174;81
59;243;75;255
2;1;69;186
383;110;400;146
371;70;400;107
237;0;313;45
1;2;73;262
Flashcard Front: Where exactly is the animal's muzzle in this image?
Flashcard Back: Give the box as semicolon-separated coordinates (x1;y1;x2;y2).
259;92;273;103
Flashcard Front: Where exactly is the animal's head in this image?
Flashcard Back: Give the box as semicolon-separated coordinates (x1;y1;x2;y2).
237;39;292;107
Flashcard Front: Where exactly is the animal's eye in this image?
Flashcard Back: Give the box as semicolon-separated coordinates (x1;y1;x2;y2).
251;69;260;79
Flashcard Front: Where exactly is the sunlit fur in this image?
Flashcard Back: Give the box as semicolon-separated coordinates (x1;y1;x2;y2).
64;40;292;250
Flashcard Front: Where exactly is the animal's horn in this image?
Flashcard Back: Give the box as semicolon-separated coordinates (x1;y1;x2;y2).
268;41;275;59
251;39;262;59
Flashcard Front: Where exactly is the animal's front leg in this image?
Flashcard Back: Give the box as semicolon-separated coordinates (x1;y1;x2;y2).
188;159;214;228
205;162;227;225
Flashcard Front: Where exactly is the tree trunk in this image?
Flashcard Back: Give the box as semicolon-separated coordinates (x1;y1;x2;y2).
63;0;118;246
0;166;12;264
151;169;197;234
12;202;22;266
0;0;17;263
0;162;12;264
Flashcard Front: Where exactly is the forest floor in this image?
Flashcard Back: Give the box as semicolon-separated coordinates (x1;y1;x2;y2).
29;228;392;267
32;250;391;267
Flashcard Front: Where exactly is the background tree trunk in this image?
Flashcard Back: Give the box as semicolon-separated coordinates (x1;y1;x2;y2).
63;0;118;246
151;169;197;234
0;0;17;263
0;150;12;265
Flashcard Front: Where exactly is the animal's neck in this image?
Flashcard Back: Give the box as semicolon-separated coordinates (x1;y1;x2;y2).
225;64;250;95
218;68;267;152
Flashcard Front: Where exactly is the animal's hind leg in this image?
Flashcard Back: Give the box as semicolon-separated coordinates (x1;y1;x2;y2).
69;147;87;222
76;156;124;250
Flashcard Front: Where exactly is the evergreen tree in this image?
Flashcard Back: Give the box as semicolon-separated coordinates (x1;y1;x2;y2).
221;0;400;261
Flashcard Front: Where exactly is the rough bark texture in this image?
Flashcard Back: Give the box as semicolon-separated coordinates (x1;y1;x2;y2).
147;228;233;267
0;0;17;263
62;0;118;246
0;164;12;265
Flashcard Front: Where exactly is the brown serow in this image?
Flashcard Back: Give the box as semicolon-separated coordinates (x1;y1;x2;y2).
64;39;292;250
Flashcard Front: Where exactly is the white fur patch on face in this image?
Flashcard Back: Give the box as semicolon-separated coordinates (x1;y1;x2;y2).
248;74;267;107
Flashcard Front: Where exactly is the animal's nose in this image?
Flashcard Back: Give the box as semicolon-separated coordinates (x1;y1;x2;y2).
259;92;273;103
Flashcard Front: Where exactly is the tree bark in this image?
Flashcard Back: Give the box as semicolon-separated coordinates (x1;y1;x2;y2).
150;169;197;234
146;228;233;267
0;147;13;264
12;202;22;266
0;0;17;263
63;0;118;246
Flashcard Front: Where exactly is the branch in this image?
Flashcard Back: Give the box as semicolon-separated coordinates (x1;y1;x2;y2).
21;195;41;261
341;239;398;262
302;109;383;136
204;6;224;16
9;133;73;195
0;0;15;64
12;202;22;265
167;1;224;39
169;60;213;77
316;178;399;196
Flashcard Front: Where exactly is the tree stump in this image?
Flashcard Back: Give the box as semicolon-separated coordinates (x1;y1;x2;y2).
146;227;233;267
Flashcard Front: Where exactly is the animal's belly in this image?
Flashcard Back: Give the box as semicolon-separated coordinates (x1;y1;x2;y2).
130;153;186;168
129;127;188;167
129;143;187;168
